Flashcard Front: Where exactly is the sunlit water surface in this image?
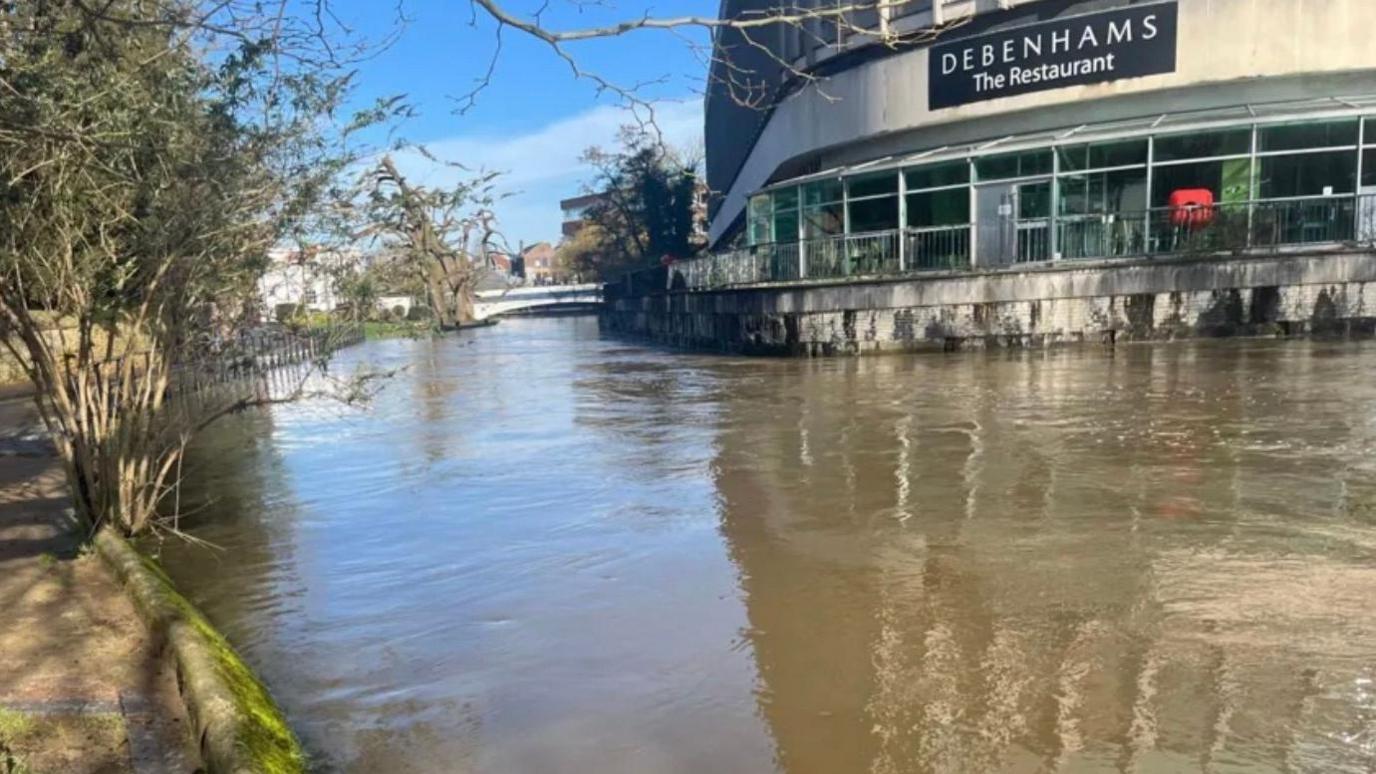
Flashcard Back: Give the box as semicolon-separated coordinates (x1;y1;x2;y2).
159;316;1376;773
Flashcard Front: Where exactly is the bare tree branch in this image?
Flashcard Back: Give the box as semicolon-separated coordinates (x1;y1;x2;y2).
452;0;967;131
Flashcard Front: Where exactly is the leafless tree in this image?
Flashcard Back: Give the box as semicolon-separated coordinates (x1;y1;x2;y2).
456;0;967;120
360;156;506;329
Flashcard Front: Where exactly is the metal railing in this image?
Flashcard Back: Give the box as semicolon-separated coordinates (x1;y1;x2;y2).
1058;197;1363;261
906;224;972;271
1056;213;1149;260
848;231;902;276
1017;221;1053;264
802;231;902;280
675;226;972;289
667;194;1376;292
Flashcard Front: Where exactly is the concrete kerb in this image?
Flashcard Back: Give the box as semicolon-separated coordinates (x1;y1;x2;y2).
93;527;305;774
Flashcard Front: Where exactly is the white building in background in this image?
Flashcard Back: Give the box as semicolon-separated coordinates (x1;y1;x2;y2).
260;247;340;316
377;295;415;316
259;247;424;320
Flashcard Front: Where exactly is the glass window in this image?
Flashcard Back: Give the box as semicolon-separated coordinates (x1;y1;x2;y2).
1258;120;1359;152
906;189;969;228
1059;140;1147;171
747;194;772;245
1019;182;1052;219
1365;118;1376;146
802;178;843;206
1059;174;1092;215
1090;140;1148;169
802;202;844;238
1059;169;1148;216
848;196;898;233
771;187;799;243
773;209;799;243
1153;129;1252;162
976;149;1052;181
905;161;969;190
1259;150;1357;197
848;171;898;198
1364;149;1376;187
1058;145;1089;173
1152;158;1254;207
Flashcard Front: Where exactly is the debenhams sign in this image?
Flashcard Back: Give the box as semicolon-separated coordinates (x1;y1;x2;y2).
929;2;1178;110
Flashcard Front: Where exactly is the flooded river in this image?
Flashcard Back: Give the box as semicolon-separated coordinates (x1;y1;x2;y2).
159;317;1376;773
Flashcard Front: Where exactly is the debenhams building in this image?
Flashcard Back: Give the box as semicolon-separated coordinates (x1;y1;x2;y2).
704;0;1376;275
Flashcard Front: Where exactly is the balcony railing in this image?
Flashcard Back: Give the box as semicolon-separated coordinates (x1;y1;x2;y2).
906;224;973;271
803;231;903;279
668;194;1376;291
1058;197;1361;260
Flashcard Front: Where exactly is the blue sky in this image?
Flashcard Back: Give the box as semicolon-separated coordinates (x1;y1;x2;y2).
329;0;712;248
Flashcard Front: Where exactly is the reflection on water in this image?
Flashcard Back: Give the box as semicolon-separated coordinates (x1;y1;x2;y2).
158;317;1376;773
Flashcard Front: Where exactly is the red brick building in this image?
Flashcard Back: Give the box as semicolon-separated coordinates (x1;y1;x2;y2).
521;242;558;284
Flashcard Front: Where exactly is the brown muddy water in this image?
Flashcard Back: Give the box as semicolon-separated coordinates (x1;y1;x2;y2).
157;316;1376;773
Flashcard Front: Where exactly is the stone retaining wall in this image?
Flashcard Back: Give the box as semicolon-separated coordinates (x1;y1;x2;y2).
95;528;306;774
601;250;1376;356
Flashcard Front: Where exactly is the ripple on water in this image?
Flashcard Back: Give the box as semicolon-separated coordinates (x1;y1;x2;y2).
158;326;1376;773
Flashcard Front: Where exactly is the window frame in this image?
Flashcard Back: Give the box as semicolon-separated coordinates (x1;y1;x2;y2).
744;111;1376;249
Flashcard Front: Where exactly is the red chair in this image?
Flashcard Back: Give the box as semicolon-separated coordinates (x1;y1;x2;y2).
1169;189;1215;227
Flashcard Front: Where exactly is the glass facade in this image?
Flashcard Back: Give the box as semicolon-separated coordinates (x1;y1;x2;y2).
1153;129;1251;162
742;113;1376;270
846;171;899;234
772;187;799;245
975;149;1052;181
801;179;844;239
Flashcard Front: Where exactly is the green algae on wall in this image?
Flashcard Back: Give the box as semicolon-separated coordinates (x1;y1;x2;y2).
94;529;305;774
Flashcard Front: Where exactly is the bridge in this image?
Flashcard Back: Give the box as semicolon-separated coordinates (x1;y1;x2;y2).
473;283;603;321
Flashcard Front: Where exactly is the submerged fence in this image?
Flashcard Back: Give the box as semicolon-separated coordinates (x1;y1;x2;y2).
168;323;365;400
67;323;366;410
640;193;1376;294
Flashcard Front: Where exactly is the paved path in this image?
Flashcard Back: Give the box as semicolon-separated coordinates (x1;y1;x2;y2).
0;394;197;773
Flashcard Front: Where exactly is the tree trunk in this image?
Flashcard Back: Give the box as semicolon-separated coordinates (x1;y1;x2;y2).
424;262;457;328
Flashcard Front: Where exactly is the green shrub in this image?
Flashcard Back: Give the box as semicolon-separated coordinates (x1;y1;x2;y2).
274;303;304;323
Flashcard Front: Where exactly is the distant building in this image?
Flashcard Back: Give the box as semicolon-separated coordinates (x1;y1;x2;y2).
521;242;558;284
561;185;711;256
376;295;414;317
258;247;368;318
559;192;610;239
487;251;514;276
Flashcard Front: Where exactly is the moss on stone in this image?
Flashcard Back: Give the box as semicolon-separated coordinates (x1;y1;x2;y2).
96;529;306;774
134;552;305;774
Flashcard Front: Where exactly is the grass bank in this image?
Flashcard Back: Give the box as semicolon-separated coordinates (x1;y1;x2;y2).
361;320;434;339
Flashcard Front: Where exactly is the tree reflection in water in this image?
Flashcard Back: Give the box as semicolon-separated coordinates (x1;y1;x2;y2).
157;323;1376;773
